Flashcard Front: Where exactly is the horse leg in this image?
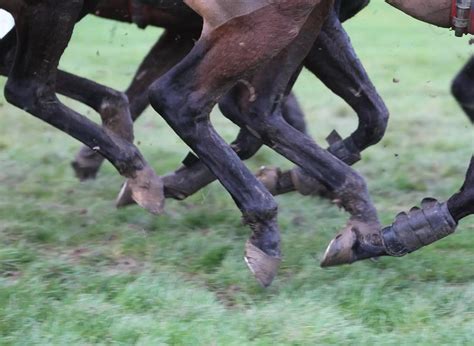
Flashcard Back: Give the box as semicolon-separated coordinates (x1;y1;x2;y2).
0;28;132;181
3;0;164;214
451;56;474;124
161;129;262;200
257;8;389;197
149;0;328;286
281;93;308;134
379;156;473;258
218;7;383;268
67;31;305;199
161;93;307;201
70;29;197;180
307;10;389;160
53;71;133;181
447;156;474;220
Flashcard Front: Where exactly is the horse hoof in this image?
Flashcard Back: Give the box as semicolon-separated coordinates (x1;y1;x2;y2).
71;147;104;181
256;166;281;195
71;161;99;181
320;225;358;267
321;219;384;267
244;241;281;287
116;165;165;215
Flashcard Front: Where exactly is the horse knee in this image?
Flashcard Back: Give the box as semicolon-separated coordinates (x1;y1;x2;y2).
4;79;50;114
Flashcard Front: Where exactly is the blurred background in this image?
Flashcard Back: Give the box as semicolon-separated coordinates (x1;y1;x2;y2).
0;2;473;344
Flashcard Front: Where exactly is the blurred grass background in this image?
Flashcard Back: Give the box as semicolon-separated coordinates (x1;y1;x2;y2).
0;1;473;344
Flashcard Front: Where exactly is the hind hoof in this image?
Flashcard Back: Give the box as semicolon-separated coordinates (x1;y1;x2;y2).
244;241;281;288
71;147;104;181
321;226;358;267
71;161;100;181
321;220;384;267
256;166;281;195
116;165;165;215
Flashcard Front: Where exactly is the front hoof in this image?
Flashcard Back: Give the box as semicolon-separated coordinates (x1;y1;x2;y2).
244;241;281;288
321;220;384;267
116;166;165;215
321;225;357;267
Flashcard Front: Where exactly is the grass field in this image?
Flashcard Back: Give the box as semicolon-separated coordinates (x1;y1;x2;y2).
0;2;473;344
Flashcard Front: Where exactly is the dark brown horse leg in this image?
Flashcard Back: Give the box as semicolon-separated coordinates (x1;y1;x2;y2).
281;93;308;134
3;0;163;214
451;56;474;124
54;71;133;180
219;7;382;267
149;0;327;287
162;128;262;200
70;30;306;189
127;31;198;120
1;29;135;181
306;10;389;161
447;156;474;221
378;156;473;258
162;93;306;201
71;30;197;180
257;8;389;197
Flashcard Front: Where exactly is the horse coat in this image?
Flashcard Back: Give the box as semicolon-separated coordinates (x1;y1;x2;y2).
184;0;273;34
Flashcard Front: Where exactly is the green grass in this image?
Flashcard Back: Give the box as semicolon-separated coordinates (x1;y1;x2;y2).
0;2;473;344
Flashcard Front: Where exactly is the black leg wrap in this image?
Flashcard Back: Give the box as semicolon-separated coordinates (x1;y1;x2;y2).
326;130;361;165
382;198;458;257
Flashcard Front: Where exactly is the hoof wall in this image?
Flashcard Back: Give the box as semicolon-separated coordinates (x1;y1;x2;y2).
71;161;100;182
320;227;357;267
244;241;281;288
116;166;165;215
116;181;135;209
321;219;384;267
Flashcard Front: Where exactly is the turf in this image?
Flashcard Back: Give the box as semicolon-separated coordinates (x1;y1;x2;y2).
0;2;473;345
